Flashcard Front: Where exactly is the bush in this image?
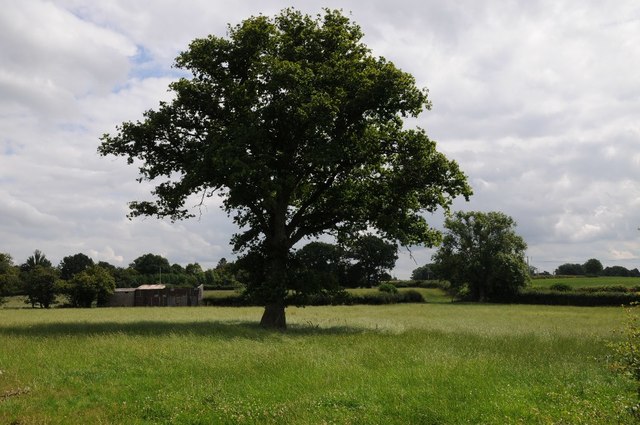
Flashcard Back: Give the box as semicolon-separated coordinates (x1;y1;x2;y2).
378;283;398;294
549;283;573;292
581;285;630;293
399;290;425;303
609;303;640;417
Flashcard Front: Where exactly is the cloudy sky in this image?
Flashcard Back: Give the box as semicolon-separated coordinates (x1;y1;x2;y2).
1;0;639;277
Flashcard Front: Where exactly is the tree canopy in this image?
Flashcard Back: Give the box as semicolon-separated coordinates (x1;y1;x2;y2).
0;253;20;303
61;266;116;308
20;249;52;273
343;235;398;288
23;265;58;308
129;253;171;276
59;253;95;280
432;211;529;302
411;264;436;281
99;9;471;328
583;258;604;276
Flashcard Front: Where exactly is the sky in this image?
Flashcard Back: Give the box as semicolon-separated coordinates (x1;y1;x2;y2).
1;0;639;277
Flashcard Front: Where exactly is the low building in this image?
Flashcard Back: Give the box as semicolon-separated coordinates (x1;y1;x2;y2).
106;284;204;307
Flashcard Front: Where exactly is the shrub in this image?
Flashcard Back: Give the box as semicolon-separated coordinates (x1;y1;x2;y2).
609;303;640;417
549;283;573;292
582;285;630;293
378;283;398;294
399;290;425;303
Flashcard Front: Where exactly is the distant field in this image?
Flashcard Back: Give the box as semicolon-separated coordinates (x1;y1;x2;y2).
0;304;634;424
531;276;640;289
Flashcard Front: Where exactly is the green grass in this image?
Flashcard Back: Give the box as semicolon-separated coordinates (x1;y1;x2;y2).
0;304;634;424
532;276;640;289
203;289;244;299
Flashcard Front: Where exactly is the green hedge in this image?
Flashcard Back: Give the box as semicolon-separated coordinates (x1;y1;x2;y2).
580;285;640;293
388;280;450;290
507;289;640;306
202;284;243;291
202;290;425;307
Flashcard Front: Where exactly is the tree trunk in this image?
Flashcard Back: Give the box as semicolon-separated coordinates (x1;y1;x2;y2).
260;200;290;329
260;302;287;329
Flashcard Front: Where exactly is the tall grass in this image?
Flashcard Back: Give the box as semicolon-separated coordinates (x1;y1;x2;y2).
0;305;634;424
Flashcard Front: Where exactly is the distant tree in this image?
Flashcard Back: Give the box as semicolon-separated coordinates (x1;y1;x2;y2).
411;264;435;280
110;267;140;288
290;241;346;294
23;265;58;308
98;9;471;328
432;211;529;302
603;265;633;277
62;266;116;307
0;253;20;302
344;235;398;287
59;253;95;280
554;263;584;275
202;268;234;288
0;253;13;274
130;253;171;275
97;261;117;272
170;263;185;274
213;258;240;287
185;263;204;276
583;258;603;276
20;249;52;273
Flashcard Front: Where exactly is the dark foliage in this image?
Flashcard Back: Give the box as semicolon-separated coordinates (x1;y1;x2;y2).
202;289;425;307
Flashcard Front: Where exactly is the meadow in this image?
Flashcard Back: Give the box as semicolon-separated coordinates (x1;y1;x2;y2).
0;302;635;424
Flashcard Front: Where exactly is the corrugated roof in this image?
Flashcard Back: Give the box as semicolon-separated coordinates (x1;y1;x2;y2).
137;284;166;290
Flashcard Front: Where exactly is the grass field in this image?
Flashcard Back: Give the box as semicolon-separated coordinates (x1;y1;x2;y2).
0;303;635;424
531;276;640;289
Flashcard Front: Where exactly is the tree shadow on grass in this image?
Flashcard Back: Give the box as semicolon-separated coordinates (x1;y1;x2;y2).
0;320;369;340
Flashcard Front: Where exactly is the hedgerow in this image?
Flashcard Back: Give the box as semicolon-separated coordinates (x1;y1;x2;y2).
202;290;425;307
507;289;640;307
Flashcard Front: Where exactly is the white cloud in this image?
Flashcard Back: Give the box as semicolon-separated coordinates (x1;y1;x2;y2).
1;0;639;278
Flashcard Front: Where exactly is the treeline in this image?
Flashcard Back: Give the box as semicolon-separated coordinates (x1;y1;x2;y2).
0;235;399;308
553;258;640;277
0;250;241;308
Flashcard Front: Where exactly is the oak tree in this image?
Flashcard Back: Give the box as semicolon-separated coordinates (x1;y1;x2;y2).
99;9;471;328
